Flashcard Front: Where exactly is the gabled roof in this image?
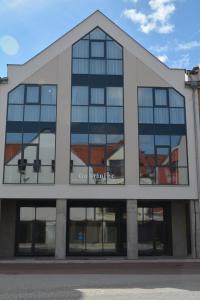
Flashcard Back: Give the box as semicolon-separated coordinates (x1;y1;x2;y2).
7;10;185;91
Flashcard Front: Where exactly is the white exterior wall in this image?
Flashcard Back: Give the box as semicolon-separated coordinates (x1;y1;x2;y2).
0;11;198;201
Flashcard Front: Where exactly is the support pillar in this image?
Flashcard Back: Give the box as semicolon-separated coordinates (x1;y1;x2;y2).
190;200;200;258
55;199;67;259
127;200;138;259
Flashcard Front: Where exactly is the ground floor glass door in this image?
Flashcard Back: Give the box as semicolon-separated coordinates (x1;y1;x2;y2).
138;202;172;256
68;202;126;255
16;203;56;256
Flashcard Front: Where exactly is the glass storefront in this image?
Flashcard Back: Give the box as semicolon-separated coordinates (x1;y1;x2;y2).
67;201;126;255
16;202;56;256
138;202;172;256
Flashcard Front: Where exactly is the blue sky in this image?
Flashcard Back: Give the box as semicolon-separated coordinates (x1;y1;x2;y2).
0;0;200;77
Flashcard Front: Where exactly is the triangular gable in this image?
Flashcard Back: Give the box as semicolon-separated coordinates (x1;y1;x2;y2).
7;10;185;91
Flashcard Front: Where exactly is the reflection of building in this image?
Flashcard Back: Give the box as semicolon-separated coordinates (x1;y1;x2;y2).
0;11;200;260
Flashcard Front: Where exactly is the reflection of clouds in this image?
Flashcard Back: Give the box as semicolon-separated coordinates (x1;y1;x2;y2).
0;35;19;55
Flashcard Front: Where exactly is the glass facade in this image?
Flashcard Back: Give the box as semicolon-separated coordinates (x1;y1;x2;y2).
70;27;124;184
4;84;57;184
138;87;189;185
68;202;126;255
16;202;56;256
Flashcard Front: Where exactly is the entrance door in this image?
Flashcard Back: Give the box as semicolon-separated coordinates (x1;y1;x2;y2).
138;202;172;256
67;202;126;256
16;204;56;256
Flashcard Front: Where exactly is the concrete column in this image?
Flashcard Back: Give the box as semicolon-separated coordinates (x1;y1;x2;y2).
127;200;138;259
171;201;187;258
55;199;67;259
0;200;16;258
190;200;200;258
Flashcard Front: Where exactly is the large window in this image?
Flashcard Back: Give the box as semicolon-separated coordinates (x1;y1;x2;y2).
138;87;189;185
70;27;124;185
4;84;57;184
72;27;123;75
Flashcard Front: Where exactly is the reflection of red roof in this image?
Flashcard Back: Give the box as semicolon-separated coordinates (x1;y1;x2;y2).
5;144;22;162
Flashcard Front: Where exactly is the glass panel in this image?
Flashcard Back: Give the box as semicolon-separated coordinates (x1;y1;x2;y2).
70;208;86;221
24;145;37;163
156;147;170;166
156;167;171;184
91;41;104;58
170;108;185;124
169;88;184;107
89;134;106;144
107;164;124;184
139;107;153;123
26;86;39;103
23;133;38;144
138;88;153;107
24;105;40;121
155;135;170;146
107;134;124;144
107;60;122;75
73;40;89;58
5;133;22;165
107;107;123;123
38;166;54;183
153;207;164;221
39;133;55;165
21;166;38;184
7;105;23;121
103;221;117;252
41;86;56;104
69;221;85;252
91;88;104;105
73;59;89;74
90;146;105;165
41;106;56;122
18;222;33;254
106;41;122;59
171;136;187;167
9;85;24;104
71;136;88;166
89;166;106;184
34;220;56;255
20;207;35;221
89;107;105;122
154;108;169;124
90;28;106;40
155;89;167;106
139;135;155;184
70;166;88;184
72;86;88;105
4;166;21;183
72;106;88;122
86;221;102;252
90;59;106;74
107;87;123;106
36;207;56;221
86;208;103;221
172;167;188;184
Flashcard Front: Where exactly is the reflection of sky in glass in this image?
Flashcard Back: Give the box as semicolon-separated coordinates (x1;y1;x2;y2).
140;135;154;154
23;133;38;143
155;135;170;146
6;133;22;143
107;134;123;144
89;134;106;144
71;134;88;144
171;135;181;147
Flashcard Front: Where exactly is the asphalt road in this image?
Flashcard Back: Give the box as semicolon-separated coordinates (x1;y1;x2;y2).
0;262;200;299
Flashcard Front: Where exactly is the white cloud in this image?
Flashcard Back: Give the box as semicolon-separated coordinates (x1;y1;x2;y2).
123;0;176;34
150;44;169;53
177;40;200;50
157;54;168;63
0;35;20;55
171;54;190;68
